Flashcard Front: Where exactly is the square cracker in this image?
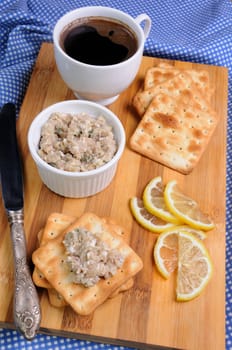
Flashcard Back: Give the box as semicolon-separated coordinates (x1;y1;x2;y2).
32;212;142;315
130;92;218;174
33;213;134;307
39;212;76;246
33;213;129;288
133;70;212;116
144;65;211;96
144;66;180;89
32;213;76;289
33;213;133;290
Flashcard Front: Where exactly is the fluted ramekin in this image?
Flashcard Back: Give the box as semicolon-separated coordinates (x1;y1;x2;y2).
28;100;125;198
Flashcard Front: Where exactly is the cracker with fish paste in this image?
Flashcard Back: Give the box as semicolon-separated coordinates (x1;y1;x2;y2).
46;280;134;307
40;212;76;245
33;213;134;307
33;213;134;292
109;277;134;298
32;212;142;315
130;92;218;174
47;288;67;308
32;213;76;289
133;70;212;117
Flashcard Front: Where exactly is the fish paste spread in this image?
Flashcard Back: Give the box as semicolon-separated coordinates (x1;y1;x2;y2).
63;228;125;287
38;112;117;172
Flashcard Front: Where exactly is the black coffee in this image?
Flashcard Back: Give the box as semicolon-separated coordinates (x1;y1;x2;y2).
60;17;138;66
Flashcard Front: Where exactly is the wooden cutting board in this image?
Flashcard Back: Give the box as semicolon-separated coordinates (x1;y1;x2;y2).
0;43;227;350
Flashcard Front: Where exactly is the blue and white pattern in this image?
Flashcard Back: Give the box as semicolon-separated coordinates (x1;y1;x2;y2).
0;0;232;349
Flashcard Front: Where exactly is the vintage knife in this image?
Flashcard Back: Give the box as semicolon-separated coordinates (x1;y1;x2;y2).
0;103;41;339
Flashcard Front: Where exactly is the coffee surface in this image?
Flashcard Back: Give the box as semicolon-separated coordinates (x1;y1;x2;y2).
61;17;138;65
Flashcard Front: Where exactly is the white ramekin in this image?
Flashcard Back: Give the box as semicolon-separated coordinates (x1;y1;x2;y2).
27;100;125;198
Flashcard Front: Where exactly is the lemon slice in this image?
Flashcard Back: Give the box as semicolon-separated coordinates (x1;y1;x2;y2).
164;180;215;231
176;231;213;301
154;228;213;300
130;197;175;233
143;176;181;224
154;226;207;279
153;228;178;278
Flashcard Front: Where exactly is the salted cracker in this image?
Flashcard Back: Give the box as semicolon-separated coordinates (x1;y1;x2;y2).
133;69;212;116
33;213;134;308
32;212;142;315
144;65;211;95
32;213;76;289
144;66;180;90
130;92;218;174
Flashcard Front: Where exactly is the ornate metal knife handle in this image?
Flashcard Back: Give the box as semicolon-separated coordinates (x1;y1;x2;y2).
7;209;41;340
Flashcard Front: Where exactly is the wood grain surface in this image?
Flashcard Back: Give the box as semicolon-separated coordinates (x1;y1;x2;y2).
0;43;227;350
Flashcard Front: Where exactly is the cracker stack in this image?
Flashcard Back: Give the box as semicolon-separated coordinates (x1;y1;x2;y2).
130;62;218;174
32;212;143;315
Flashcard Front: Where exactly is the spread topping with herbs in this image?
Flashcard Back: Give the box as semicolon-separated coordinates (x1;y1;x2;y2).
38;112;117;172
63;228;125;287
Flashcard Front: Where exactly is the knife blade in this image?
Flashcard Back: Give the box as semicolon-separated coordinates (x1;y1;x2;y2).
0;103;41;340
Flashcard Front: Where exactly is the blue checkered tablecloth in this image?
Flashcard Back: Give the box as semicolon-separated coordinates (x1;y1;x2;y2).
0;0;231;349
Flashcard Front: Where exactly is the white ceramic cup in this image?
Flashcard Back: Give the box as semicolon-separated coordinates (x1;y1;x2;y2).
53;6;151;105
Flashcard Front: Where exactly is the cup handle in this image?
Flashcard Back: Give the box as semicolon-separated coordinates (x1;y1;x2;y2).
135;14;152;40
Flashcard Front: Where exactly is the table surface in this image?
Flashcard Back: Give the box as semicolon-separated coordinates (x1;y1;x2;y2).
0;1;231;350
